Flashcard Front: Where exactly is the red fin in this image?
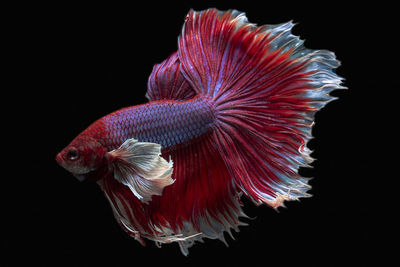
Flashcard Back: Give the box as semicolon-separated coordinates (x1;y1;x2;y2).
98;134;247;255
178;9;345;207
146;52;196;101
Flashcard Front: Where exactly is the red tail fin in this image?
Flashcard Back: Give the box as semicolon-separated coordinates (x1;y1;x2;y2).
178;9;345;208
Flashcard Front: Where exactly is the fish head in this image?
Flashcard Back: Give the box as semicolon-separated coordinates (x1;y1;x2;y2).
56;134;108;181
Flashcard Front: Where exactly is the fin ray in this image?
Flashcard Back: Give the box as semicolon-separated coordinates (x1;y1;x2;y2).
109;138;174;203
99;134;247;254
146;52;196;101
178;9;344;208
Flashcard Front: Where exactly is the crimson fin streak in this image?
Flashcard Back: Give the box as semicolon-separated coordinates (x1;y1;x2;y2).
178;9;345;207
99;136;248;256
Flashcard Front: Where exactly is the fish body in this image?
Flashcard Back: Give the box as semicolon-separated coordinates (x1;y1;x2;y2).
103;96;214;151
56;8;344;255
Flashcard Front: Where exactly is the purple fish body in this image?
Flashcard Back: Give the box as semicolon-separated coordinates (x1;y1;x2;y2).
103;96;214;150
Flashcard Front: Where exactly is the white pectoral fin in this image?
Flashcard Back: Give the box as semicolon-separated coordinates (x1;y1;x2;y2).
109;138;174;203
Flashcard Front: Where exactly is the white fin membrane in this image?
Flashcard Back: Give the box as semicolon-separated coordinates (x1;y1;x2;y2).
109;138;174;203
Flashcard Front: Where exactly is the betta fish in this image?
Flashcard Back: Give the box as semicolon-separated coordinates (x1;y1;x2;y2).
56;8;344;255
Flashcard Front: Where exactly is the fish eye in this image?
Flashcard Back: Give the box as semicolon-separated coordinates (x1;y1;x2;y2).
67;148;79;161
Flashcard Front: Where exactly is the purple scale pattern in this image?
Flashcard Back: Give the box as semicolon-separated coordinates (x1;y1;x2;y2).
103;97;215;150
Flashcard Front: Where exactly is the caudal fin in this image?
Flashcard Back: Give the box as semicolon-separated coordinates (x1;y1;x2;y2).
178;9;345;208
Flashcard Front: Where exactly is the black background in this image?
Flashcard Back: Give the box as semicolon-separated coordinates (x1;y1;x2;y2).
5;1;388;266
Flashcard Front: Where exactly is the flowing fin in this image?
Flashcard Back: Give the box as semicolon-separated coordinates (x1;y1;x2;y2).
178;9;345;208
108;138;174;203
98;134;247;255
146;52;196;101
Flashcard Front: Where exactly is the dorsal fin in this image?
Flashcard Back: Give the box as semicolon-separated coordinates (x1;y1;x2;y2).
146;52;196;101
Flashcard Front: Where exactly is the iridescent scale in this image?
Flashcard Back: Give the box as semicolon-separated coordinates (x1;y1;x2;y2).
103;97;214;150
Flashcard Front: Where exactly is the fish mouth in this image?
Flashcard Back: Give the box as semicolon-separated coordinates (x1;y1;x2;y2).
72;168;106;182
73;173;88;182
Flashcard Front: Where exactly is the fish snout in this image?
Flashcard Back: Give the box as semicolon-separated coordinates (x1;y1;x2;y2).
55;152;64;165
